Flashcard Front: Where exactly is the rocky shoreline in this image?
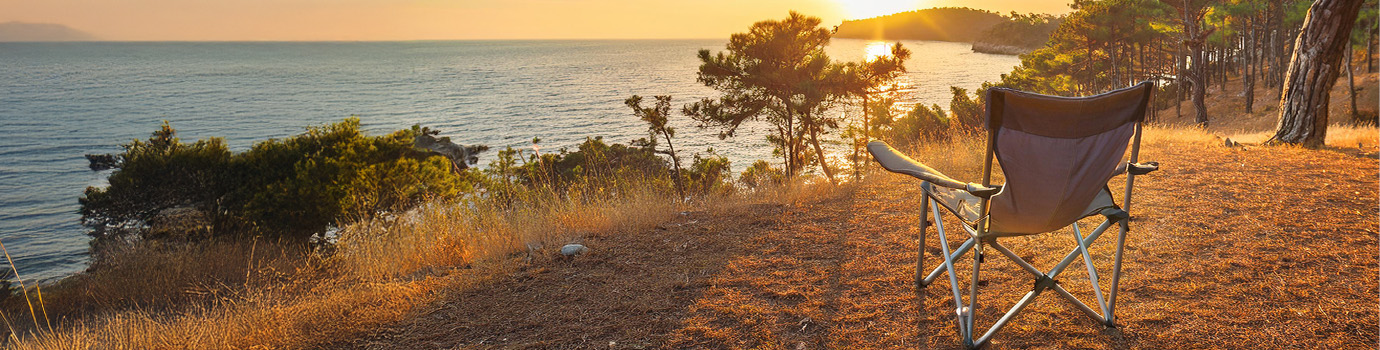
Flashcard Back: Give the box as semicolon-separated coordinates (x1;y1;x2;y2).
971;41;1036;55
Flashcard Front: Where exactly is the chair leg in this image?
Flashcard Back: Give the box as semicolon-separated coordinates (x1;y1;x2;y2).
931;201;968;340
915;193;930;289
920;211;1131;347
923;237;976;286
1071;223;1108;316
964;241;983;348
950;219;1129;348
1106;219;1130;326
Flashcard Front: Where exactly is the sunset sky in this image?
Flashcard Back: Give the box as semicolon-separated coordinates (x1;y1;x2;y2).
1;0;1074;41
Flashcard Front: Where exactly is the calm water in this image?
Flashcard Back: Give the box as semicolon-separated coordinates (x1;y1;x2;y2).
0;39;1018;283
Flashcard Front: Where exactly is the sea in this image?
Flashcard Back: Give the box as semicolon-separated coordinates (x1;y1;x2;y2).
0;39;1019;283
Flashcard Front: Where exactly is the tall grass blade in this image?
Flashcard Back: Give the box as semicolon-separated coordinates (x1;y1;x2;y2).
0;238;40;333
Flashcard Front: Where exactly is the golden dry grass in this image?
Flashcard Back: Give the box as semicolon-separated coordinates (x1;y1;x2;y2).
1157;69;1377;133
333;192;678;281
336;125;1376;349
6;186;694;349
20;238;312;328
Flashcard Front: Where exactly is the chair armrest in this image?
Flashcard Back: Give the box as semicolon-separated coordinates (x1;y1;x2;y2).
867;140;1000;198
1114;161;1161;176
1128;161;1159;175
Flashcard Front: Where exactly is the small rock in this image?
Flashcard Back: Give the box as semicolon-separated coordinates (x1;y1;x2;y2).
85;153;119;171
560;244;589;257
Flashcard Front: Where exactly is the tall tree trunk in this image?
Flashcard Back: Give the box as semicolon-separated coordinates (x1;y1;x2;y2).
781;112;794;180
1368;29;1376;72
1176;50;1185;118
858;93;870;178
1272;0;1366;146
1245;17;1257;114
1269;1;1284;88
663;133;685;200
1177;2;1212;126
1188;42;1210;126
1347;45;1359;122
806;122;836;183
1191;56;1210;126
862;94;870;140
1219;46;1227;94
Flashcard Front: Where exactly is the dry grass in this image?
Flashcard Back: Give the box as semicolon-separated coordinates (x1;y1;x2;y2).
16;239;312;328
337;124;1376;349
1157;70;1377;133
4;183;700;349
1154;70;1379;158
6;176;851;349
1225;123;1378;153
333;191;679;281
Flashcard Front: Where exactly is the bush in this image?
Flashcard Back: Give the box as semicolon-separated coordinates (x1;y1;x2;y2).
682;149;733;196
739;160;785;190
949;86;983;130
890;103;951;145
503;137;673;198
81;118;480;241
80;123;233;237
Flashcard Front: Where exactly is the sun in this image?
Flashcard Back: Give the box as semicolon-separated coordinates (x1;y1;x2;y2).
864;41;893;62
837;0;925;19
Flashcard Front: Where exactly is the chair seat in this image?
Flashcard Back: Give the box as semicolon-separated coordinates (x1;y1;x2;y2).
928;185;1118;237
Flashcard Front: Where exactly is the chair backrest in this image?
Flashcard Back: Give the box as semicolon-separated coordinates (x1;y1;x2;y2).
982;82;1153;235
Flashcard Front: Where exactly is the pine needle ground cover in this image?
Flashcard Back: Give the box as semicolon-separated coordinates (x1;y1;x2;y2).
341;125;1377;349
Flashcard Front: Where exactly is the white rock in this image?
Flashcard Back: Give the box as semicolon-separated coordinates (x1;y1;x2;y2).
560;244;589;256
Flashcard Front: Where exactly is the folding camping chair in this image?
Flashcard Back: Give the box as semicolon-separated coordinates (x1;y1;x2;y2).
867;81;1160;348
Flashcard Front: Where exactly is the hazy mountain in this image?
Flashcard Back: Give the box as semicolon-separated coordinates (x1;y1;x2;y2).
833;8;1006;42
0;22;98;42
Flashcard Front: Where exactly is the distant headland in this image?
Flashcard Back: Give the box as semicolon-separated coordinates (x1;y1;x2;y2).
834;8;1060;55
0;22;98;42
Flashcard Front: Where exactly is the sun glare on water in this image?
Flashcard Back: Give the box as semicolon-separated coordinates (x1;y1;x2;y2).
864;41;893;62
837;0;924;19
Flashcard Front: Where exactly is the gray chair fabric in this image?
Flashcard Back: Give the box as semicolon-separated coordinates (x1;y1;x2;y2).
865;81;1156;348
985;82;1150;235
868;81;1152;237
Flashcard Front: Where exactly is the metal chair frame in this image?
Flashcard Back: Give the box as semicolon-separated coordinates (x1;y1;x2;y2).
900;87;1156;348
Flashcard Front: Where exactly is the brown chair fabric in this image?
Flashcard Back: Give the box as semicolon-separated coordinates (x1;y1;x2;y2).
983;82;1152;236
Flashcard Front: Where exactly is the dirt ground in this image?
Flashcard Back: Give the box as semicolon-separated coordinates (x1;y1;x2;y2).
340;127;1377;349
1156;69;1378;134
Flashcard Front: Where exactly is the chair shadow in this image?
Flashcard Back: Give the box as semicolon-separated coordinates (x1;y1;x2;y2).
912;283;934;349
334;207;762;349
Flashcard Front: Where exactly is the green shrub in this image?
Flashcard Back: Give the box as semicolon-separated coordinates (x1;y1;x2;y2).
890;103;951;145
80;123;233;237
81;118;479;241
739;160;785;190
682;149;732;196
949;86;983;130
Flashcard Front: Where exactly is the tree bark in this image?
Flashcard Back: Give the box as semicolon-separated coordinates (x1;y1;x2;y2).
1219;46;1229;94
1272;0;1366;147
807;121;836;183
1368;29;1376;72
1268;1;1284;88
1245;17;1256;114
662;133;685;200
1176;48;1185;119
1347;45;1359;122
784;109;796;180
862;94;870;140
1175;1;1213;126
